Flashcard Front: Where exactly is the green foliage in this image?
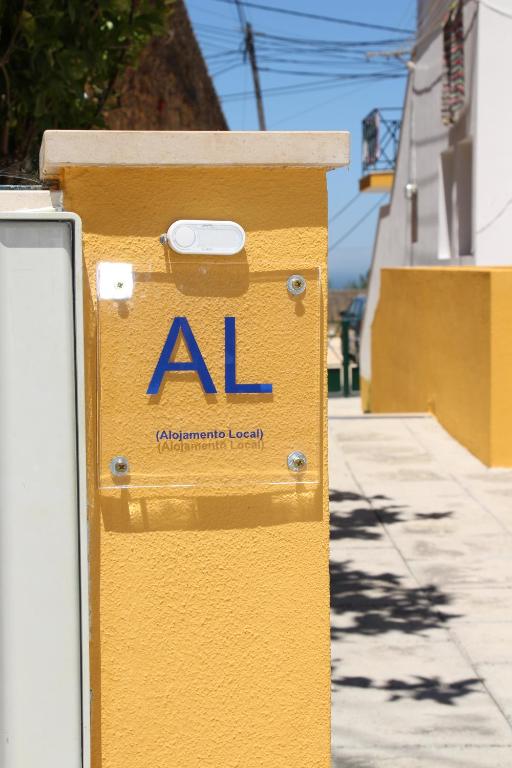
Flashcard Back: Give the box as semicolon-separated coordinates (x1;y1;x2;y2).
0;0;174;172
346;270;370;290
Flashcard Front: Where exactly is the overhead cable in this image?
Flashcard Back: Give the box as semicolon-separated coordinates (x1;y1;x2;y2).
329;196;388;252
328;192;362;225
212;0;416;34
219;73;405;102
258;66;405;79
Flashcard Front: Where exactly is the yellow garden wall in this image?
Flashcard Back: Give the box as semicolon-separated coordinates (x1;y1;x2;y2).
61;165;331;768
371;267;512;466
489;271;512;464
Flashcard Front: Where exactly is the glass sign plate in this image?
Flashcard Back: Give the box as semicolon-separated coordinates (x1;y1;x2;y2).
97;261;322;490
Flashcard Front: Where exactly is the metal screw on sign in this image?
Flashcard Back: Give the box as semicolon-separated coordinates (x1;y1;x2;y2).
159;233;168;245
110;455;130;477
287;451;307;472
287;274;306;296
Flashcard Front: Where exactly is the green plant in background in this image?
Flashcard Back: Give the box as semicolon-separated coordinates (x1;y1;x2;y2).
346;270;370;290
0;0;174;175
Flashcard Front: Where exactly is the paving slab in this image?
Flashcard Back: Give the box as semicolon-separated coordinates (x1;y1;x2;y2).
329;398;512;766
331;639;512;748
409;555;512;590
435;587;512;625
332;746;512;767
392;532;512;561
477;664;512;725
452;622;512;665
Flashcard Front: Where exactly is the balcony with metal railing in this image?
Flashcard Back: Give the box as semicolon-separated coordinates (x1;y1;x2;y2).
359;108;401;193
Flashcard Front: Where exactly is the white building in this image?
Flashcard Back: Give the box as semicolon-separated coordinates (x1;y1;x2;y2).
361;0;512;390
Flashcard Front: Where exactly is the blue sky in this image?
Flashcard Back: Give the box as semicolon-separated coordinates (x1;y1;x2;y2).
185;0;415;287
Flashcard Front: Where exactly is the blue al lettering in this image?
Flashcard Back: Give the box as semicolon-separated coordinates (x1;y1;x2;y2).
224;317;272;394
146;317;216;395
147;316;273;396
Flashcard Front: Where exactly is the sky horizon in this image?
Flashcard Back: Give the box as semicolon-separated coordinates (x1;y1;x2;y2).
185;0;415;288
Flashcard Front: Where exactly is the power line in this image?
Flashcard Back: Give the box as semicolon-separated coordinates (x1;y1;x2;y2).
269;79;377;128
329;196;388;252
328;192;361;225
258;66;404;79
210;61;244;78
255;30;414;48
233;0;246;26
197;23;412;49
255;54;405;66
195;18;411;87
205;48;242;60
187;0;237;22
219;72;405;102
212;0;415;35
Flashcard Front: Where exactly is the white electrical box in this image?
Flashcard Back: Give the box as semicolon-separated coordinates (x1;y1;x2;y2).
0;214;88;767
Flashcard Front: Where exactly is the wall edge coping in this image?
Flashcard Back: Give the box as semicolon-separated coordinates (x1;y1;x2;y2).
0;189;63;212
39;130;350;179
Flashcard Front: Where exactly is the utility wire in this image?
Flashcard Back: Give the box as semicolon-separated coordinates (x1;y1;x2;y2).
196;5;408;112
269;78;378;128
254;30;414;48
213;0;415;35
210;62;244;77
328;192;361;225
197;22;412;73
197;23;412;49
329;196;388;252
258;66;404;78
233;0;246;26
220;72;405;102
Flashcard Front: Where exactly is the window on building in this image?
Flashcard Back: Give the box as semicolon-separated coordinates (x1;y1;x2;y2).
456;138;473;256
411;190;418;244
438;140;473;259
439;150;454;259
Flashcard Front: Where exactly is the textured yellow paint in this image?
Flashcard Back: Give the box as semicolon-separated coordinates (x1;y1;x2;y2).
371;267;512;467
62;166;331;768
490;270;512;465
360;376;371;412
359;171;394;193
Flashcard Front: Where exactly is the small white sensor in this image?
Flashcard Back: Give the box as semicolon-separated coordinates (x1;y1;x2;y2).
164;220;245;255
404;182;418;200
97;262;134;300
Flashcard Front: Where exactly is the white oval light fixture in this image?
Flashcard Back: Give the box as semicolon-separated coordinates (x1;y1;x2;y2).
164;219;245;255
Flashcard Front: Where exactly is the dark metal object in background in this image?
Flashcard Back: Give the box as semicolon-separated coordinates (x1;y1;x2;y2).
362;108;401;173
340;296;365;397
341;315;351;398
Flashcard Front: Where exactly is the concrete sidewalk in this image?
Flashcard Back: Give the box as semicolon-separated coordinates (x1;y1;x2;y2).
329;397;512;767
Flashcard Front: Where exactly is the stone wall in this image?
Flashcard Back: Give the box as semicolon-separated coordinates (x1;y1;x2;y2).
105;0;227;131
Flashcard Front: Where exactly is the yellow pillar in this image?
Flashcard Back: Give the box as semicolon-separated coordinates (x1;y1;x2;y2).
40;130;349;768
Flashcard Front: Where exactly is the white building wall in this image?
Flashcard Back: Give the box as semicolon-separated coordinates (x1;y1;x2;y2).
361;0;489;385
474;0;512;264
359;204;389;386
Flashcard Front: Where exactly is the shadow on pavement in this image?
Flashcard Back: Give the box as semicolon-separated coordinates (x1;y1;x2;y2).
330;558;454;639
332;674;480;706
329;488;474;705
